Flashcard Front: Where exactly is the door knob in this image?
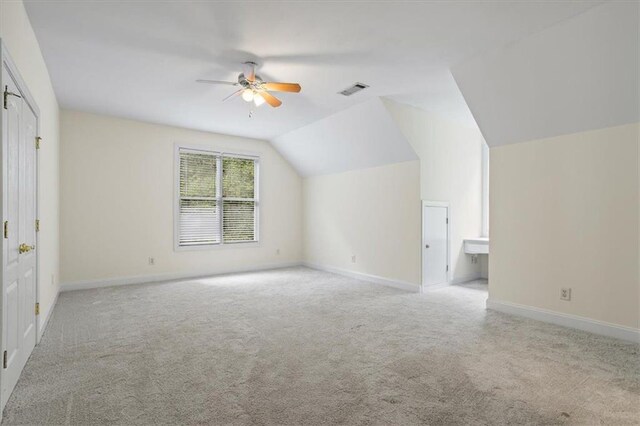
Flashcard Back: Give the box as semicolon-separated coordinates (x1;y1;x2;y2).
19;243;35;254
425;244;430;248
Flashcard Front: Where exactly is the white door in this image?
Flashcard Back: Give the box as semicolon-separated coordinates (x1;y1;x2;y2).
2;66;37;408
423;205;448;287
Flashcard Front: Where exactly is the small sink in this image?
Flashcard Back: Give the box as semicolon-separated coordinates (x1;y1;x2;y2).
464;238;489;254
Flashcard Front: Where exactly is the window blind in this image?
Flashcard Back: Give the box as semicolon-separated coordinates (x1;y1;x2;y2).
179;150;220;246
222;157;256;242
177;148;258;247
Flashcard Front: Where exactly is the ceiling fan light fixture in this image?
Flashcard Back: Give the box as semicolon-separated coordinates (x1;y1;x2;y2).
253;93;266;107
241;89;254;102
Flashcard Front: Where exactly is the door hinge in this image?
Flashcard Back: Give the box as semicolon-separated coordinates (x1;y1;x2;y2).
3;221;8;239
3;351;7;369
3;85;21;109
446;218;449;224
35;219;40;232
36;136;42;150
35;303;40;316
446;265;449;272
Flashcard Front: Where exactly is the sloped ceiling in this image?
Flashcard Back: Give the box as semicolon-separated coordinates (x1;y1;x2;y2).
452;2;639;147
271;98;417;177
24;1;600;140
24;0;632;174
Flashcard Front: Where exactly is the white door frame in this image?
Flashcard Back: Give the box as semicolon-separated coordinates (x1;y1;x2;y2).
421;200;450;291
0;40;41;411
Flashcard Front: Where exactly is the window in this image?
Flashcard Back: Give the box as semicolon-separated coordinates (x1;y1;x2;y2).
176;146;258;248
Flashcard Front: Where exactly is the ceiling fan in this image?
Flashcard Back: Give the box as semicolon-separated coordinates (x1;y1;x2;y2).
196;62;301;108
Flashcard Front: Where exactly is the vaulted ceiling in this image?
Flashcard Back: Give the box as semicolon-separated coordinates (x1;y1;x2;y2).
24;0;600;141
452;1;639;147
272;98;417;176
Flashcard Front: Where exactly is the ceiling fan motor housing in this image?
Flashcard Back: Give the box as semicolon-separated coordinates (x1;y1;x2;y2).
238;73;263;89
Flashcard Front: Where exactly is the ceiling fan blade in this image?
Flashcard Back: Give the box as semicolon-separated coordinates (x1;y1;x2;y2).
197;79;238;86
222;89;242;102
243;62;256;82
263;82;301;93
258;91;282;108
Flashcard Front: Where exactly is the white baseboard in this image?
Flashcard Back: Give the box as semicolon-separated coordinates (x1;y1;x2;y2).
450;272;484;285
302;261;419;292
422;272;484;292
487;299;640;343
37;288;59;342
60;261;303;292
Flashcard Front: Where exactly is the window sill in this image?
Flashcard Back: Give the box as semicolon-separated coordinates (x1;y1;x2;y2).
174;241;260;252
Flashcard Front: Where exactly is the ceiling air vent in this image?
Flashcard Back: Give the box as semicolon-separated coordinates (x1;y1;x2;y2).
338;82;369;96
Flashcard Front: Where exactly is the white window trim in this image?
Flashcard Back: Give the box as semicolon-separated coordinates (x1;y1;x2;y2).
173;143;260;251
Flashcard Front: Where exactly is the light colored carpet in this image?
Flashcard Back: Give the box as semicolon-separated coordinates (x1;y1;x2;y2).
2;266;638;425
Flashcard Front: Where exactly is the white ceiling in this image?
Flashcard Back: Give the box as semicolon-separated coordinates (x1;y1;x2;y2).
24;1;601;141
272;98;417;177
452;2;639;147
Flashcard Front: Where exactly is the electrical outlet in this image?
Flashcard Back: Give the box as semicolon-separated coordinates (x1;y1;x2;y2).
148;257;155;266
351;255;356;263
560;288;571;301
276;248;280;255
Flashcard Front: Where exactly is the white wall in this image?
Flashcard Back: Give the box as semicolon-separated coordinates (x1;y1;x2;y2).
60;111;302;286
479;256;489;280
489;123;639;330
383;100;484;283
303;161;421;287
0;1;61;329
